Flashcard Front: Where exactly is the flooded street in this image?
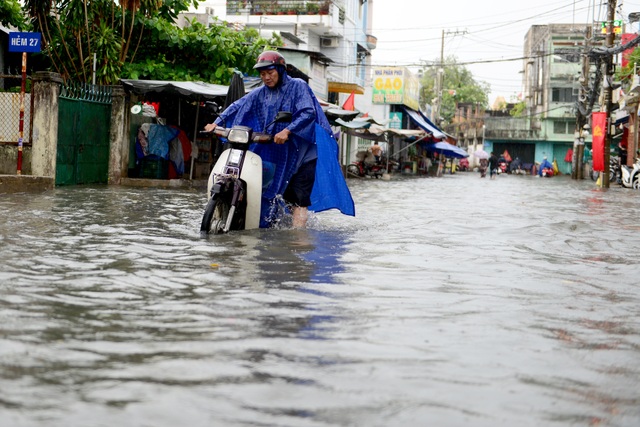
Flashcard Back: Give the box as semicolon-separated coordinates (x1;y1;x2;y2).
1;172;639;427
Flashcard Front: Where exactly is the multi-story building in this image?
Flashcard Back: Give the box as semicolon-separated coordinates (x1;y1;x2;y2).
191;1;377;106
448;23;598;175
182;1;380;167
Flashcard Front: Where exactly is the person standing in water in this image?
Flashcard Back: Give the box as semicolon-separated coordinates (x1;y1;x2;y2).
204;51;354;228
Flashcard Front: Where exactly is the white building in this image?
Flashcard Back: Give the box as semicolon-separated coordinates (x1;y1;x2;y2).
189;0;377;107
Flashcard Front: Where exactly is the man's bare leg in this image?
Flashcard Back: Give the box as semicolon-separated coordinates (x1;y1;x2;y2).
291;206;308;228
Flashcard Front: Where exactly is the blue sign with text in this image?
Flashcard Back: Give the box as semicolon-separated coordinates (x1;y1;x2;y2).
8;32;42;53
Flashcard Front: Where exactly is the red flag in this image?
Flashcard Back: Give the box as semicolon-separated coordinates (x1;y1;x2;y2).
342;92;355;111
591;112;606;172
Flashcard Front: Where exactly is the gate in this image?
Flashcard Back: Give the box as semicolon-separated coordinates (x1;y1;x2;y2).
56;82;112;185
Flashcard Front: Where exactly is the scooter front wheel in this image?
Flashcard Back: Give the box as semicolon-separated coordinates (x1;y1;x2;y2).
200;196;230;234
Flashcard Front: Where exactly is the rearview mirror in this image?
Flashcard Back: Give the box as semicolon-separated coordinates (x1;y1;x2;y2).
275;111;292;123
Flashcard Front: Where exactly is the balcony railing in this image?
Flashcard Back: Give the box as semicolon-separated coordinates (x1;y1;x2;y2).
227;1;332;16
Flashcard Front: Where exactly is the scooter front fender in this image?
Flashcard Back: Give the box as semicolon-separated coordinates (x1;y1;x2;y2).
630;167;640;186
621;165;632;187
239;151;263;230
207;150;231;197
206;148;262;230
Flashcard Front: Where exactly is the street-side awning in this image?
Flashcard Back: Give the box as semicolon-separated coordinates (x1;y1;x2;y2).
121;78;264;100
328;81;365;95
424;141;469;158
323;108;360;123
403;107;446;139
342;128;386;142
335;118;371;129
121;79;232;101
380;127;425;138
338;120;427;142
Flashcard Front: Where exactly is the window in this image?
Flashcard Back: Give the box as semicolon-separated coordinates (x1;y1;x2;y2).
554;121;571;134
552;88;576;103
553;48;581;63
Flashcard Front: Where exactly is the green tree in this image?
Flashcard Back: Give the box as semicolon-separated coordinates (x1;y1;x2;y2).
420;56;489;123
20;0;280;85
0;0;27;29
124;17;280;84
22;0;177;84
510;101;526;117
616;46;640;84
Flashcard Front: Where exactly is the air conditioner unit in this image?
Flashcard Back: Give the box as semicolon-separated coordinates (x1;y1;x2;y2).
321;37;339;48
205;6;214;15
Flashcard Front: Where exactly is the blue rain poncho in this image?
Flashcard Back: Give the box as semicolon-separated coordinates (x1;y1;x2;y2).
215;69;355;227
538;158;553;176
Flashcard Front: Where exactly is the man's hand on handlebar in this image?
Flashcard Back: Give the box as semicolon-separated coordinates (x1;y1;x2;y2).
274;128;291;145
204;123;217;133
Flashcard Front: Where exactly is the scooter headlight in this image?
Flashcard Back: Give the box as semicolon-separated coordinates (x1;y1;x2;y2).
227;128;250;144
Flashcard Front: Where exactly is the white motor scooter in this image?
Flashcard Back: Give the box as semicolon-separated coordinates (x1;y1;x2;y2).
200;111;291;234
620;156;640;190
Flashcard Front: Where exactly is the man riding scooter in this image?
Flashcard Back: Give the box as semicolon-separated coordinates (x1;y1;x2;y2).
204;50;354;228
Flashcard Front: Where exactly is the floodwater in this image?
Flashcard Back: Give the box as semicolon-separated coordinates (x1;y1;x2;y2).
0;172;639;427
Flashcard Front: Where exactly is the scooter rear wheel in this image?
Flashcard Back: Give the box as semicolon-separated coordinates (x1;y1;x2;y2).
347;164;361;177
201;196;230;234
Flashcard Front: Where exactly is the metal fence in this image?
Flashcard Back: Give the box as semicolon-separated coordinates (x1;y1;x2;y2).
0;73;32;146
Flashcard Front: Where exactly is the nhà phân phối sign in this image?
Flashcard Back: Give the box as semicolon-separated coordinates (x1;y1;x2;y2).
372;67;419;111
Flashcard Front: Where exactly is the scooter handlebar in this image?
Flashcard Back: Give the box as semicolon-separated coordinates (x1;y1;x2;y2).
199;128;273;144
251;132;272;143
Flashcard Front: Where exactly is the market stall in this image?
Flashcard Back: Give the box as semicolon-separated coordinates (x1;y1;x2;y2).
121;78;262;180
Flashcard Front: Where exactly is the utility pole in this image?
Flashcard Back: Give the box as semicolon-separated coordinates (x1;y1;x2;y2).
433;30;445;125
573;25;592;180
602;0;617;188
433;29;467;126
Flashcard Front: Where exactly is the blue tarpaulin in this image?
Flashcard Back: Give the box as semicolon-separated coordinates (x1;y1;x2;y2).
403;107;446;139
424;141;469;159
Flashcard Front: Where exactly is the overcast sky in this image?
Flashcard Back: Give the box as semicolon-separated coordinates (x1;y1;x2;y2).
371;0;640;105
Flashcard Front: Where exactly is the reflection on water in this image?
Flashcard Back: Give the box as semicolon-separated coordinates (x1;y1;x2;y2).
0;175;639;427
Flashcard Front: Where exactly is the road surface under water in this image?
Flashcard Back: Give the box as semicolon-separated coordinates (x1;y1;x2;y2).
0;172;639;427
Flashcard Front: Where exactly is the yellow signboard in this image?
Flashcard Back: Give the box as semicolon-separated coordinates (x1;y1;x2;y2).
372;67;420;110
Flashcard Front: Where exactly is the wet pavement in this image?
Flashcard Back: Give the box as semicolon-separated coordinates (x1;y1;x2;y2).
0;172;639;426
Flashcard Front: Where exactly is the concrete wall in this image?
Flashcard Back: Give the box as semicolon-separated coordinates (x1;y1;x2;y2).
0;145;31;174
31;72;62;178
1;72;130;184
108;85;128;184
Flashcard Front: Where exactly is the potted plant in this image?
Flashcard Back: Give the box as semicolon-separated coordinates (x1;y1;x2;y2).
319;1;329;14
306;2;319;14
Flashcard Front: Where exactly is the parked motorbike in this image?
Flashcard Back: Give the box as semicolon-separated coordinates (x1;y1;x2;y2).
347;160;386;178
458;158;470;172
497;159;509;174
611;156;622;184
200;111;292;234
589;156;621;184
620;157;640;189
347;150;385;178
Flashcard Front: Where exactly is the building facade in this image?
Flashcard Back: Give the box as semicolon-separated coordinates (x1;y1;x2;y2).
447;23;598;175
189;1;377;106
